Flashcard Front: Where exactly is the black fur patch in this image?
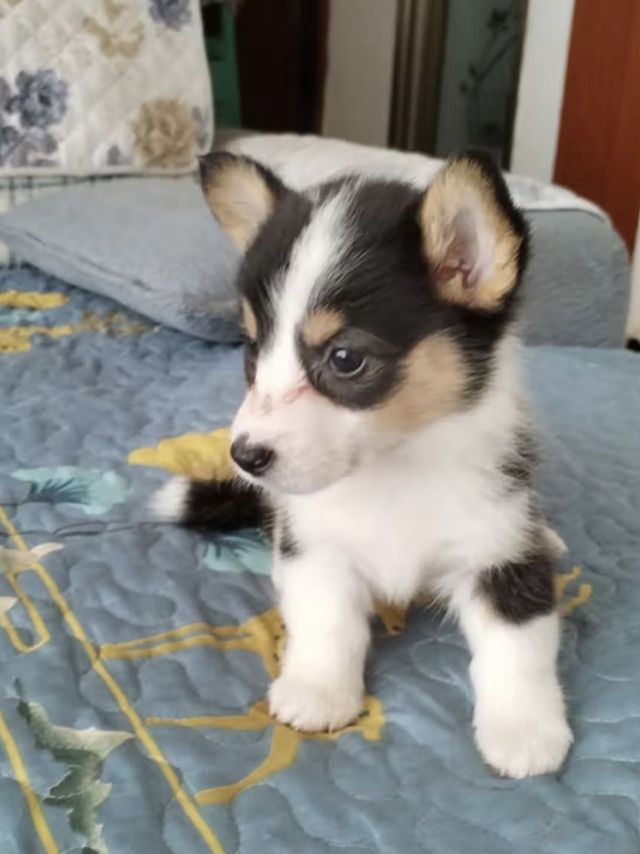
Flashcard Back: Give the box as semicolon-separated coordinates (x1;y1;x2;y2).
479;546;555;624
298;181;432;410
243;339;258;386
501;431;538;488
278;515;299;558
239;191;312;348
179;479;269;531
301;172;527;410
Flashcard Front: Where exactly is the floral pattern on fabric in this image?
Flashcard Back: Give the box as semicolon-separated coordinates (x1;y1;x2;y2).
82;2;145;60
0;0;212;174
128;428;234;480
17;689;133;854
148;0;192;30
203;530;272;576
11;467;129;515
9;70;68;129
133;98;197;170
0;70;68;168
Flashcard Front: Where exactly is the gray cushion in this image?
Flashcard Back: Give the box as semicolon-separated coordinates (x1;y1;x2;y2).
522;210;629;347
0;177;241;342
0;177;629;348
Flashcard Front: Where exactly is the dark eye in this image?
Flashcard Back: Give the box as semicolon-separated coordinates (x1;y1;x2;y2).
329;347;367;377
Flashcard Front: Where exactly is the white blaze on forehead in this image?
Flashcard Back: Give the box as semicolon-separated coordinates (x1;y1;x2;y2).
256;187;354;399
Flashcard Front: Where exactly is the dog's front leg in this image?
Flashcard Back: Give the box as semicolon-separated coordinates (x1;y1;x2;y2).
269;547;370;732
453;555;573;778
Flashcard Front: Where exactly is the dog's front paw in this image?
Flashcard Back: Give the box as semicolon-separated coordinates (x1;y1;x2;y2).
474;703;573;779
269;674;363;732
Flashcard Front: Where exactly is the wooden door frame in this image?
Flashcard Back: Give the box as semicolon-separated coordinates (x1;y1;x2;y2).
554;0;640;251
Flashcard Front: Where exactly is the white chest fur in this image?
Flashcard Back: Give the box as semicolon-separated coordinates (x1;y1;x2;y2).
283;357;532;605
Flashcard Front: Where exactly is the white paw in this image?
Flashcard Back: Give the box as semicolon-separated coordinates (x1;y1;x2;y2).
269;674;363;732
474;706;573;779
150;477;188;521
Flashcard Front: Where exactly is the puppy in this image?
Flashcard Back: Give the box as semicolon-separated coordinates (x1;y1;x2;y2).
155;151;573;779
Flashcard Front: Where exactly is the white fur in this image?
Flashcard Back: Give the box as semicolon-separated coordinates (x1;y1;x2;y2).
231;186;365;494
255;186;354;403
454;585;573;778
269;546;369;731
261;338;571;776
268;187;353;363
543;525;568;558
284;339;528;600
150;476;189;521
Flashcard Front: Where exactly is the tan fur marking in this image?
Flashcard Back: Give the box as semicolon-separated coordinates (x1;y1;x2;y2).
241;299;258;341
203;159;275;251
371;334;469;431
301;309;345;347
420;159;522;310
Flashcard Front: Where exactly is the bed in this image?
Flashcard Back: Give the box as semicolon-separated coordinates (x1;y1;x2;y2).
1;260;639;854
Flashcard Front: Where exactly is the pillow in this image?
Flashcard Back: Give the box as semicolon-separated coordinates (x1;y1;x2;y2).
0;176;242;341
0;174;124;264
0;0;213;176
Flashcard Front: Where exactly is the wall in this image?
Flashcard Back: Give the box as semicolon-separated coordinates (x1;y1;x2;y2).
321;0;398;146
628;218;640;339
510;0;575;181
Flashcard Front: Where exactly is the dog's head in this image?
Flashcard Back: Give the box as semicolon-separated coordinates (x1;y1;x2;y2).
200;151;528;495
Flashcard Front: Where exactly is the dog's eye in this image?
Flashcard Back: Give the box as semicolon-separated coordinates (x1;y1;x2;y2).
329;347;366;377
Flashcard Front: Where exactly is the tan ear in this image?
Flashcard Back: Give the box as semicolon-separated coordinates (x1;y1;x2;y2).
199;153;284;252
419;154;527;311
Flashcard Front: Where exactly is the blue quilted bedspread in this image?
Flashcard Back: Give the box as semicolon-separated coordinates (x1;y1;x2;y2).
1;268;639;854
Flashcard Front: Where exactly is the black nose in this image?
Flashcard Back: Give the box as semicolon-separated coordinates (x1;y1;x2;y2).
230;436;275;476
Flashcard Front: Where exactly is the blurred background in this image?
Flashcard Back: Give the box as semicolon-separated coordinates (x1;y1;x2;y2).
208;0;637;242
207;0;639;334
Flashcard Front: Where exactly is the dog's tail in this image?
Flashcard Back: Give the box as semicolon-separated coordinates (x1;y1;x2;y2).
151;476;269;531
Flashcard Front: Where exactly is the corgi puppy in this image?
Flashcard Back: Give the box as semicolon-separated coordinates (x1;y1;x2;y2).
155;151;572;778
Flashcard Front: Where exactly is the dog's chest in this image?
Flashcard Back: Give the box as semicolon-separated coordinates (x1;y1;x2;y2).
287;452;519;603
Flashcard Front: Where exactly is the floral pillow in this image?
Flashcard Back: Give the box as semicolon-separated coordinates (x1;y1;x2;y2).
0;0;214;175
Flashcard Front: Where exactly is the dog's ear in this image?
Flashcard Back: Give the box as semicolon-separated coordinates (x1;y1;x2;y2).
199;153;286;252
418;152;528;311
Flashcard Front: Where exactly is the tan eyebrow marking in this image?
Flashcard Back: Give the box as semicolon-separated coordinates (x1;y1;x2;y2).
300;308;345;348
241;299;258;341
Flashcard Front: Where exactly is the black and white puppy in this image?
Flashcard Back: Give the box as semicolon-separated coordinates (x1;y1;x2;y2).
156;151;572;779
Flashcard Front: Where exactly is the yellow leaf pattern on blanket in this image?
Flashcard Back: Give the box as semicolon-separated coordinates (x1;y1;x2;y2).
103;606;385;805
556;565;593;615
0;597;17;615
0;290;68;309
129;428;235;480
0;309;148;354
0;543;63;574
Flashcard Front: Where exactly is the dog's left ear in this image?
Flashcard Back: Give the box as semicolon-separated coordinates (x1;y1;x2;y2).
419;152;528;311
199;152;287;252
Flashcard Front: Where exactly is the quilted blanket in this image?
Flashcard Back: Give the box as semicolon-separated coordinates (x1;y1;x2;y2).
1;268;639;854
